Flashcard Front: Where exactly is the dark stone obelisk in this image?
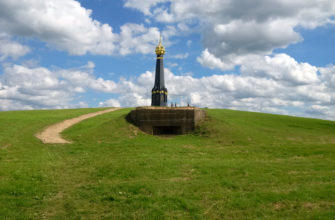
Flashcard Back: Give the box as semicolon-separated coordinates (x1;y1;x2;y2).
151;37;167;106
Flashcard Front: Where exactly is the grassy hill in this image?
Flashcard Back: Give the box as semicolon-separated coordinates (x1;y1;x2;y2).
0;108;334;219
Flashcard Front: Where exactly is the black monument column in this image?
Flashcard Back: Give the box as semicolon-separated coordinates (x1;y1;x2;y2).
151;37;167;106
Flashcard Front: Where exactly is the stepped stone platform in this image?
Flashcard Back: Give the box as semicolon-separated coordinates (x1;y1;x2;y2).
130;106;206;135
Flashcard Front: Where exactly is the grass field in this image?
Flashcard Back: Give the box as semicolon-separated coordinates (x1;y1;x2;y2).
0;108;335;219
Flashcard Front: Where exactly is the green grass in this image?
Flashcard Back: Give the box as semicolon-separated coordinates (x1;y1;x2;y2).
0;108;335;219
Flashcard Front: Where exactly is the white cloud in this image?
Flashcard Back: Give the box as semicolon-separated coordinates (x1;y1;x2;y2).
166;62;178;68
119;23;160;55
2;54;335;120
125;0;335;70
0;64;71;109
241;54;319;85
306;105;329;116
197;49;235;71
171;53;189;59
0;33;30;60
99;99;121;108
0;61;152;110
0;0;118;55
0;0;169;56
319;65;335;91
0;61;116;110
102;55;335;119
202;19;301;61
0;0;333;61
124;0;169;15
118;93;151;107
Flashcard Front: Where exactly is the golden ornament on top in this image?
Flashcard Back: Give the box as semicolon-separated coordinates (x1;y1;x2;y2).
155;35;165;55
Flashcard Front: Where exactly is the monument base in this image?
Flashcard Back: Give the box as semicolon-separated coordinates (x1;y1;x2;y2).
130;106;206;135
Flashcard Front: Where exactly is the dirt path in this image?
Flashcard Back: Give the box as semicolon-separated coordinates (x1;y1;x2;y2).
36;108;120;144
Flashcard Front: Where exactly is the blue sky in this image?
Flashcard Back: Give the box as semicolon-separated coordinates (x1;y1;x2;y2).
1;0;335;119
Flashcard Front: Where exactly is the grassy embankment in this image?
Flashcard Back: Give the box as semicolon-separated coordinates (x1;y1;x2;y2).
0;108;335;219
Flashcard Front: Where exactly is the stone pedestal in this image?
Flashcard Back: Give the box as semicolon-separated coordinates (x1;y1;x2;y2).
130;106;206;135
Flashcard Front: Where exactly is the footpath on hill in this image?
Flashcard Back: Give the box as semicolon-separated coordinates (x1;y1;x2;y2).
36;108;120;144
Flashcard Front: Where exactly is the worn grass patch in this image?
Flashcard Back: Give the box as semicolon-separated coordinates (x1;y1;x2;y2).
0;108;335;219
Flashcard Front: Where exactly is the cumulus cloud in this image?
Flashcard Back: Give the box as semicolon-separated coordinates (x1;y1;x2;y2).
124;0;335;70
0;64;72;109
0;0;333;63
0;61;152;110
197;49;235;71
205;19;301;57
2;53;335;119
0;62;105;110
0;0;118;55
241;53;319;85
119;23;160;55
0;33;30;60
0;0;165;56
124;0;169;15
99;99;121;108
171;53;189;59
319;65;335;89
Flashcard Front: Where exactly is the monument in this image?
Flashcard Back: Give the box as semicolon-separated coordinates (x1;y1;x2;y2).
130;36;205;135
151;36;168;106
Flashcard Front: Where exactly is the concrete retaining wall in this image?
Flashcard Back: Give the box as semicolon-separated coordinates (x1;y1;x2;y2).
130;107;206;135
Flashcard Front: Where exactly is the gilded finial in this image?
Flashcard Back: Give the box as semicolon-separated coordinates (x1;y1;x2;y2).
155;34;165;55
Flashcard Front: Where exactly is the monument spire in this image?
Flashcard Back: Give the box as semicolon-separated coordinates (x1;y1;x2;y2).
159;34;162;45
151;34;167;106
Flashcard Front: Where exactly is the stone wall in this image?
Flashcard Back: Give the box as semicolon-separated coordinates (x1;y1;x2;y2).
130;107;206;135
